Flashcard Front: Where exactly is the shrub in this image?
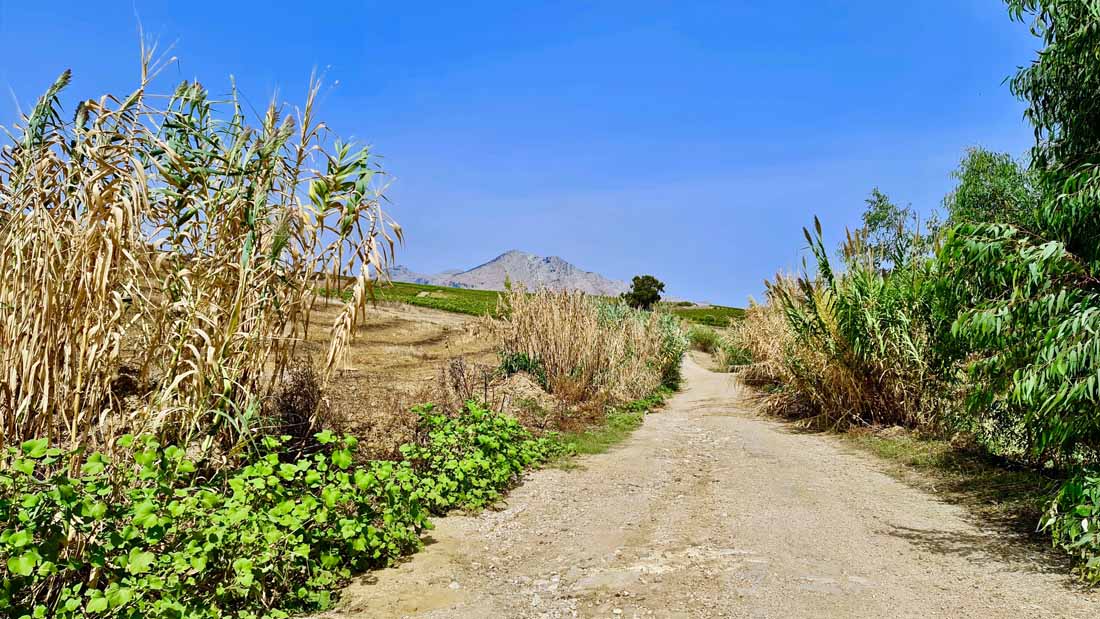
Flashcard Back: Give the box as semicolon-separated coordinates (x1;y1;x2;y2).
726;290;792;385
0;434;427;618
498;352;550;391
400;402;557;513
733;219;948;429
651;310;690;389
939;1;1100;466
687;326;720;354
1044;473;1100;583
716;339;753;370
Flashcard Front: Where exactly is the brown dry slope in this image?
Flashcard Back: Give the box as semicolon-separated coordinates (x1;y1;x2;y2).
322;356;1100;618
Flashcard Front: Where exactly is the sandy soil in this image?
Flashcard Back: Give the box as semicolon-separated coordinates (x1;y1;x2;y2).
318;356;1100;618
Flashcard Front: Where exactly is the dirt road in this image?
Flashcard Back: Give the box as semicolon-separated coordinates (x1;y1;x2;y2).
324;356;1100;618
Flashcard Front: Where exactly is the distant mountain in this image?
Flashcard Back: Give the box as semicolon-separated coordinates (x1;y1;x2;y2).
388;250;630;296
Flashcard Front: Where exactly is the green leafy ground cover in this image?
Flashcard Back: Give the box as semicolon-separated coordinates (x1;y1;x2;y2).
1;397;668;618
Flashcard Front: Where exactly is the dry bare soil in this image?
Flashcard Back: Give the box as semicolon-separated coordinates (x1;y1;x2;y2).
299;300;496;457
302;299;566;459
313;346;1100;618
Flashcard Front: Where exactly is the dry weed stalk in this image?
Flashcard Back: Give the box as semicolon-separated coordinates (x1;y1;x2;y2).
0;52;399;452
489;287;683;404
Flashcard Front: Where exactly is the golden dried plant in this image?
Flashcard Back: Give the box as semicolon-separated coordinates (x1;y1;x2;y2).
0;50;400;453
488;287;685;405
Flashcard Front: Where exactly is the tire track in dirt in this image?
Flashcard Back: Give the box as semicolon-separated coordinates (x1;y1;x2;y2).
320;357;1100;618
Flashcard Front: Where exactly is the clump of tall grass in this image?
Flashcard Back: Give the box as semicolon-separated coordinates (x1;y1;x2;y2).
686;325;720;353
489;288;686;404
732;221;948;429
0;52;400;454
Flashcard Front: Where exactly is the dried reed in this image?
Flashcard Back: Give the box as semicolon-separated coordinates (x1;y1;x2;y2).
0;51;399;453
489;287;685;405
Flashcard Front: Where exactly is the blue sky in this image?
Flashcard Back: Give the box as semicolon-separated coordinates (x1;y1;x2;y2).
0;1;1039;305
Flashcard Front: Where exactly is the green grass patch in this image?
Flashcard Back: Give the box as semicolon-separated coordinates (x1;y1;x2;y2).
552;388;673;459
668;305;745;326
322;281;505;317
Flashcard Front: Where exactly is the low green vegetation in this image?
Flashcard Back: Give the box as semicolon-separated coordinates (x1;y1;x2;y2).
727;0;1100;582
668;305;745;327
0;390;674;619
686;326;720;354
327;281;506;317
400;402;558;514
552;388;673;457
1;433;429;618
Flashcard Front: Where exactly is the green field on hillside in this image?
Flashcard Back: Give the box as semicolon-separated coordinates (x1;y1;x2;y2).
666;305;745;326
375;283;746;324
340;281;505;316
335;281;745;325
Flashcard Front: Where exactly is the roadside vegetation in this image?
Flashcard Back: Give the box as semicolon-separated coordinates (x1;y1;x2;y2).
687;325;721;354
722;0;1100;582
0;57;686;617
491;287;687;403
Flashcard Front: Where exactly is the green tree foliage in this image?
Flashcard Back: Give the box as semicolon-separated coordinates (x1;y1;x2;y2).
844;188;919;270
941;0;1100;463
943;147;1037;228
731;0;1100;581
622;275;665;310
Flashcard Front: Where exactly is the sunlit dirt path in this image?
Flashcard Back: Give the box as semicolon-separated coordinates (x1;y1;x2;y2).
320;357;1100;618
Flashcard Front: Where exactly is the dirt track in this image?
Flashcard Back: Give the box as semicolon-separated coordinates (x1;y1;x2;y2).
322;356;1100;618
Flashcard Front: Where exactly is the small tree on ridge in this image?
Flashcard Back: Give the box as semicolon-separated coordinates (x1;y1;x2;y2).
622;275;665;310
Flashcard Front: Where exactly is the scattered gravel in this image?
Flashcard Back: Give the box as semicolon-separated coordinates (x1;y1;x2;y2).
319;358;1100;618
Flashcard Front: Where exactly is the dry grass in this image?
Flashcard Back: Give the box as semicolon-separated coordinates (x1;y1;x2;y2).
725;284;795;387
297;301;578;459
0;53;399;454
488;287;686;405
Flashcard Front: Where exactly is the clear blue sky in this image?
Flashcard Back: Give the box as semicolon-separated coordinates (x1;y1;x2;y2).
0;1;1038;305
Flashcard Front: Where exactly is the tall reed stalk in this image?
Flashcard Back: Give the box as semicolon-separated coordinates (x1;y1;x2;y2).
0;50;400;453
732;220;946;429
